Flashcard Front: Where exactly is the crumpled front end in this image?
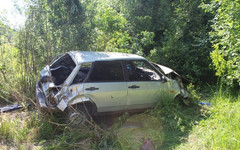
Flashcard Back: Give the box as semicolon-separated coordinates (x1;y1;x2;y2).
36;78;87;112
36;53;79;112
36;66;86;112
36;80;61;112
36;65;64;111
36;81;48;109
151;62;190;98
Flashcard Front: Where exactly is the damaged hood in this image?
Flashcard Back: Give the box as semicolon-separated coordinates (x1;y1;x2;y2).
151;62;179;76
152;62;190;83
155;64;180;76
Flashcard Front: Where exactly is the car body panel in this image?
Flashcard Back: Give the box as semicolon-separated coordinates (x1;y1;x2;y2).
156;64;178;75
127;81;163;109
36;82;48;108
84;82;128;112
36;51;190;113
127;80;181;109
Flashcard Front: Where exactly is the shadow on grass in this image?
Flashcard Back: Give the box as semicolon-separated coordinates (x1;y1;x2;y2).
152;101;209;150
34;100;209;150
35;111;109;150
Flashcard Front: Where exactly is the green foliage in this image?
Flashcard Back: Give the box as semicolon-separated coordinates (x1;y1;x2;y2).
86;2;156;55
89;5;131;52
149;0;214;83
0;20;16;44
210;49;226;77
13;0;217;84
148;97;209;149
95;7;127;33
17;0;88;72
0;44;26;102
178;92;240;149
202;0;240;86
117;114;164;149
0;111;40;145
187;83;201;102
1;1;240;149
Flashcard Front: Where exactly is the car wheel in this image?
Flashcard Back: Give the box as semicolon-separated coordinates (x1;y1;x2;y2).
175;94;190;105
68;104;90;127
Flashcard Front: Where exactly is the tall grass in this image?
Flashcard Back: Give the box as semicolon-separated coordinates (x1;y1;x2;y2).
147;96;208;149
0;44;37;105
1;46;239;150
1;89;239;149
0;110;100;149
176;89;240;150
0;111;41;149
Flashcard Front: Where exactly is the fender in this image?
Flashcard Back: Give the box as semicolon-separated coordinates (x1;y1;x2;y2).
69;96;91;105
69;96;98;114
57;96;91;111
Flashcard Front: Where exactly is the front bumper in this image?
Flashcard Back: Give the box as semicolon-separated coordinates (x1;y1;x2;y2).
36;82;56;111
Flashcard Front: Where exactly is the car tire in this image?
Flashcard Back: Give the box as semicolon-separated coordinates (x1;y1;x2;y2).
175;94;190;105
68;104;91;127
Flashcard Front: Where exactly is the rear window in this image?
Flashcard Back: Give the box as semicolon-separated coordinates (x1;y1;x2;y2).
88;61;124;82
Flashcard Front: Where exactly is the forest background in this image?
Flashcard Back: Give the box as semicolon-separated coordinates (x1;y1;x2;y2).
0;0;240;149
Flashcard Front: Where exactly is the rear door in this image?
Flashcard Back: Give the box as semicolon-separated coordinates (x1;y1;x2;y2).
125;60;165;109
84;61;128;112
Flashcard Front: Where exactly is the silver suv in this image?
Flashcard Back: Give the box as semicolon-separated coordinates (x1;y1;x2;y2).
36;51;189;121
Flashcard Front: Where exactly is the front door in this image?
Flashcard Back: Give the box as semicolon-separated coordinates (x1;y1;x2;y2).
125;60;165;110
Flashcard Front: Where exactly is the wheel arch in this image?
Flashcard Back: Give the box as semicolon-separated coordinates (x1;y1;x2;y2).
69;97;97;115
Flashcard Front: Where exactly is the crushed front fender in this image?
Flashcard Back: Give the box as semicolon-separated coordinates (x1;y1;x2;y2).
36;81;47;108
36;81;58;112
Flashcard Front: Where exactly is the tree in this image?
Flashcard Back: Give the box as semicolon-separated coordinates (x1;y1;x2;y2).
17;0;216;84
202;0;240;86
147;0;214;82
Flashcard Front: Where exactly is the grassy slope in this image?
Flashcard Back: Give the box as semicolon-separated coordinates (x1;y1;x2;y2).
176;94;240;150
0;91;240;150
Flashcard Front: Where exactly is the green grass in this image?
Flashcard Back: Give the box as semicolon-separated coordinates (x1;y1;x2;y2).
0;88;240;150
0;110;102;150
147;99;209;149
176;94;240;150
117;114;165;149
0;111;41;149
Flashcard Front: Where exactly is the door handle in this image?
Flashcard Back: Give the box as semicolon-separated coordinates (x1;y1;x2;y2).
85;87;99;91
128;85;140;89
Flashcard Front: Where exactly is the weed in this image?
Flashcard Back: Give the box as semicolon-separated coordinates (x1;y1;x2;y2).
187;83;201;102
0;111;41;148
1;84;239;150
117;114;164;149
176;89;240;150
150;99;209;149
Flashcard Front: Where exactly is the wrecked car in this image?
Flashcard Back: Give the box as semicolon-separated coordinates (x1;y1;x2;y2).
36;51;189;124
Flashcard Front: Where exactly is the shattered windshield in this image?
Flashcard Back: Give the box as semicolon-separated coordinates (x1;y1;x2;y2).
50;54;76;85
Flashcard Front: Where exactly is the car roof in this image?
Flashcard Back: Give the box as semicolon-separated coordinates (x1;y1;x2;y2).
68;51;145;65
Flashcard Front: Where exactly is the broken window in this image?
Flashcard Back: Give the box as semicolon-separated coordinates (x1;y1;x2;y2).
88;61;124;82
50;54;76;85
126;60;161;81
71;63;92;84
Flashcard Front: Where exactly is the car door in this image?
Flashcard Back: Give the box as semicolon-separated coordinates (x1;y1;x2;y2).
83;61;128;112
125;60;167;110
